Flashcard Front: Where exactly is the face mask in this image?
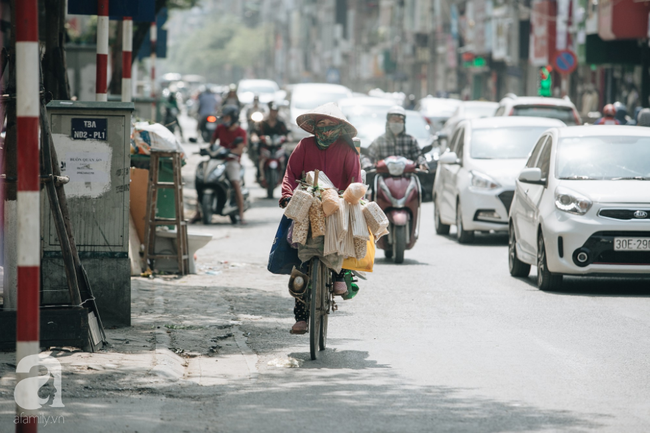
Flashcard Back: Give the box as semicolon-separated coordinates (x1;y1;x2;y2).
388;122;404;135
314;123;345;149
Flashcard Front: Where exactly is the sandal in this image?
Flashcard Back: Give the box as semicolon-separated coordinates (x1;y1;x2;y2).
290;321;308;334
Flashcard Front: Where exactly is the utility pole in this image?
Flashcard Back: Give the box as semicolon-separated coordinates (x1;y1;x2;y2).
15;0;41;430
122;17;133;102
96;0;109;101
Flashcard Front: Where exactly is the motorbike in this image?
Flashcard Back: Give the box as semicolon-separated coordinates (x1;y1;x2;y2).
246;109;265;165
198;114;219;143
195;144;251;225
257;134;287;199
366;145;432;264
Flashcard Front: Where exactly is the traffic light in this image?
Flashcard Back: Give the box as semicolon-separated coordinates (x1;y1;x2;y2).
539;66;552;97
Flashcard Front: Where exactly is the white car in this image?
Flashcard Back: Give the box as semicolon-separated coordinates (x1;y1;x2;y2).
237;79;280;105
286;83;353;141
438;101;499;147
433;117;566;243
508;126;650;290
494;95;581;125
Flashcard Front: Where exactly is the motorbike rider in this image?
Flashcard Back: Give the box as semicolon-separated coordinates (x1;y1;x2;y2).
594;104;620;125
197;86;220;120
364;106;428;195
163;89;184;139
222;83;241;109
246;95;264;125
191;105;248;224
256;102;289;182
279;102;361;335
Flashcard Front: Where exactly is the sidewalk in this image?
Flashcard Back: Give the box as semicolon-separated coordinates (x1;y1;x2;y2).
0;261;292;431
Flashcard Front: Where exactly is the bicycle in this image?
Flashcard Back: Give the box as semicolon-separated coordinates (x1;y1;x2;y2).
306;256;333;360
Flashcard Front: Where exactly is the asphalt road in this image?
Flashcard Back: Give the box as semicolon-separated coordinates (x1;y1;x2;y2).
178;119;650;432
3;117;645;433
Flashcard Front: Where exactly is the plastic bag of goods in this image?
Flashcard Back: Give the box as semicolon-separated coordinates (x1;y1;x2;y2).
362;202;389;238
309;197;326;238
324;209;343;256
350;203;369;241
338;198;350;242
284;189;313;222
342;183;368;205
321;189;340;217
291;220;309;245
305;171;337;190
354;237;367;260
338;223;356;258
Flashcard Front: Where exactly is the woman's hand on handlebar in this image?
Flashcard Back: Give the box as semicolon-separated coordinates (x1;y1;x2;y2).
279;196;291;209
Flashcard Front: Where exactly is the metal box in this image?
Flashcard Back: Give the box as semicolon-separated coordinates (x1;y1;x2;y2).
42;101;134;326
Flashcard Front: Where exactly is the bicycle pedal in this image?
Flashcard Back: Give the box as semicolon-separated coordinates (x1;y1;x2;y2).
331;300;338;311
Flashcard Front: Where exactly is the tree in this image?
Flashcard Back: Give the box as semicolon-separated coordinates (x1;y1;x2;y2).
168;14;269;82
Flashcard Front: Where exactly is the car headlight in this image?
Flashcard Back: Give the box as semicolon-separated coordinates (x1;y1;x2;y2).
554;187;592;215
386;159;407;176
469;170;500;190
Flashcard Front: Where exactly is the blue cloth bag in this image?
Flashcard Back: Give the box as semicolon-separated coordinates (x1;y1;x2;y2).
267;216;304;275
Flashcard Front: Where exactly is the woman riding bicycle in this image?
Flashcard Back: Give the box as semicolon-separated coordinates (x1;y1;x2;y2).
279;103;361;334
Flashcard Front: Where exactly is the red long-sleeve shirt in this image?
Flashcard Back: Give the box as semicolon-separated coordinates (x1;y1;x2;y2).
281;136;361;199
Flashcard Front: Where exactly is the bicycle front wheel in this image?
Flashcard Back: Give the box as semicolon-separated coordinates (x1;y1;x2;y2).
309;259;322;360
319;262;330;351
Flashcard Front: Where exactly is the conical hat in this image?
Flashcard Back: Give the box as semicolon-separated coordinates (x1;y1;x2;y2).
296;102;357;137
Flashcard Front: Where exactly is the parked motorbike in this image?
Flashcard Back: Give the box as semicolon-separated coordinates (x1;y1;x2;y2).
366;145;432;263
195;144;251;225
257;134;287;199
198;114;219;143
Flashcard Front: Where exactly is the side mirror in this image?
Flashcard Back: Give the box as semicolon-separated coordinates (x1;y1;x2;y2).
420;144;433;155
518;167;544;184
438;152;458;165
189;137;198;143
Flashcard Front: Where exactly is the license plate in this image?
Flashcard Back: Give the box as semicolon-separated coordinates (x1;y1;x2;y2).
206;123;217;130
614;237;650;251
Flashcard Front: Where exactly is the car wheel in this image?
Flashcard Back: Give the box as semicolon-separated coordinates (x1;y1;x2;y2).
537;232;563;291
434;200;450;235
455;201;474;244
509;224;530;277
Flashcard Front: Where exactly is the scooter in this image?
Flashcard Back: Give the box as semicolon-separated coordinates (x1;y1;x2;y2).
257;134;287;199
367;145;432;264
198;114;219;143
195;143;251;225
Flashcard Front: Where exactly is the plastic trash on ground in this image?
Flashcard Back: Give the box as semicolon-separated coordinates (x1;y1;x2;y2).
132;122;186;159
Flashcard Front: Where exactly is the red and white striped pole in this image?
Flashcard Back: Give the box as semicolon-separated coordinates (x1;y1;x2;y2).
15;0;40;430
150;22;157;120
122;17;133;102
96;0;109;101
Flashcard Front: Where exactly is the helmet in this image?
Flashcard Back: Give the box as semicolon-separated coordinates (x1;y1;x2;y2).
268;101;279;111
603;104;616;117
221;105;240;126
229;83;237;92
387;105;406;120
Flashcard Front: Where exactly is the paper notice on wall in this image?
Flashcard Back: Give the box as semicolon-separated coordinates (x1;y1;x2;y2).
53;133;112;198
